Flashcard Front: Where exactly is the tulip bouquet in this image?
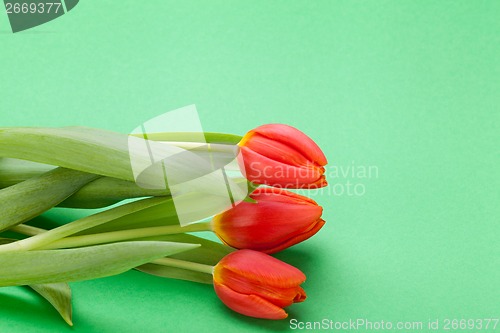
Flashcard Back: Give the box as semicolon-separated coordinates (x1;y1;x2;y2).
0;123;328;324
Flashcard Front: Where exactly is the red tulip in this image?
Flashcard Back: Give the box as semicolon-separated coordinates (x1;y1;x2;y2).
212;187;325;254
238;124;327;188
213;249;306;319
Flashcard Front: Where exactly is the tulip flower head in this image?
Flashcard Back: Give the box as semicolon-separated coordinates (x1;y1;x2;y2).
213;249;306;319
212;187;325;254
238;124;328;188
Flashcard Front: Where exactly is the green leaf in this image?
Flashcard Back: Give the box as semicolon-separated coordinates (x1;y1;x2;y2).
0;127;242;182
75;197;180;235
0;237;73;325
0;158;54;188
0;158;170;209
58;177;170;209
137;262;214;284
0;241;199;287
28;283;73;326
146;234;233;265
0;168;99;232
0;127;142;181
136;234;232;284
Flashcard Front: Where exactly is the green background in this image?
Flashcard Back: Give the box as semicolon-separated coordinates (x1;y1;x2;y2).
1;1;499;332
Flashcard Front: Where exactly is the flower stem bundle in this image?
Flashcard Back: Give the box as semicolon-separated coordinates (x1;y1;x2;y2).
0;123;328;324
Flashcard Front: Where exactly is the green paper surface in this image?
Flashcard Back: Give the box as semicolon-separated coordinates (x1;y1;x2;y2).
0;1;499;332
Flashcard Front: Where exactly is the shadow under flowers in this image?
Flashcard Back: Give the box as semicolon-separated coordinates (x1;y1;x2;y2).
0;286;70;329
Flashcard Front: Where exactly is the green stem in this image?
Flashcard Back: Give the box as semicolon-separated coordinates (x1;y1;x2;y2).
151;257;214;275
10;224;47;237
39;222;213;250
130;132;242;145
8;223;218;277
0;197;169;253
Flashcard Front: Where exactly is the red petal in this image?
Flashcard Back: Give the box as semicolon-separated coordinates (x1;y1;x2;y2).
215;250;306;288
308;175;328;188
250;187;319;206
238;147;326;188
212;191;323;250
216;267;307;308
243;133;312;167
263;218;326;254
294;286;307;303
250;124;327;166
214;283;288;320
